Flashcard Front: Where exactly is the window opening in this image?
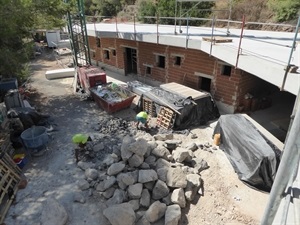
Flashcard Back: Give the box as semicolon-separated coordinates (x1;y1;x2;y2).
96;37;100;47
222;65;232;76
157;55;165;68
175;56;181;66
146;66;151;75
104;50;110;59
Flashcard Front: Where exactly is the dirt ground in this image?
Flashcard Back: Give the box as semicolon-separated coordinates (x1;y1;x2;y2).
4;50;269;225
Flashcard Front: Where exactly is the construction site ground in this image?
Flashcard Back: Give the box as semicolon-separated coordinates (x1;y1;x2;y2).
5;50;269;225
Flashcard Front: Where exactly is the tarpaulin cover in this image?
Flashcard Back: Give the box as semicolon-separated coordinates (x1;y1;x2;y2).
213;114;281;192
141;87;219;129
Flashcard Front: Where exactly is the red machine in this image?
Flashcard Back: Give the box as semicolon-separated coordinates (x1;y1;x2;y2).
77;66;107;94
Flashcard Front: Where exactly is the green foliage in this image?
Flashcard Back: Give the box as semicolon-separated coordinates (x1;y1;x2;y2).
268;0;300;22
138;0;214;25
89;0;122;17
0;0;69;80
137;0;156;23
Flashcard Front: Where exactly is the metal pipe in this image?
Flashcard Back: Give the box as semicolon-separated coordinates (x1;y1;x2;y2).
210;15;216;56
115;16;118;38
134;14;136;41
235;15;245;68
280;15;300;91
174;0;178;34
179;1;182;33
186;16;189;48
226;0;232;36
157;12;159;44
260;85;300;225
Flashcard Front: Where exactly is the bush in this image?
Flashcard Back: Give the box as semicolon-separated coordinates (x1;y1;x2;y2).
268;0;300;22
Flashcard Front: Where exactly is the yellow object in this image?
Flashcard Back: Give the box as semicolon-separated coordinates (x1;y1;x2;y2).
13;154;25;160
214;133;221;146
137;111;148;119
72;134;89;144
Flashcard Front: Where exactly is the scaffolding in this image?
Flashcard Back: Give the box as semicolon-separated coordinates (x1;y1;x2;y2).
66;0;91;66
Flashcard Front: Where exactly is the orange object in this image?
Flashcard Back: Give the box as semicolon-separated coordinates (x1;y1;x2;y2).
214;133;221;146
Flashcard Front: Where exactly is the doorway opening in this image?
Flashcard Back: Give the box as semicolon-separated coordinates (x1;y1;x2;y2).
124;48;137;75
198;76;211;92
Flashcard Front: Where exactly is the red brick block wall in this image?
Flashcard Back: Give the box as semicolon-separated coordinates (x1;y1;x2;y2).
88;35;262;111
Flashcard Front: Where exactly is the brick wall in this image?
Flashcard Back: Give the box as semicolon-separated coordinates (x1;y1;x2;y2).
88;35;264;111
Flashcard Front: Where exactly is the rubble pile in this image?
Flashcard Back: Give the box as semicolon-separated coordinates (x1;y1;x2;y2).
76;132;211;225
92;116;132;135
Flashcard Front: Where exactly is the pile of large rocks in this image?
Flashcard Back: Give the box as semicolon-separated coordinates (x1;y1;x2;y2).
77;133;210;225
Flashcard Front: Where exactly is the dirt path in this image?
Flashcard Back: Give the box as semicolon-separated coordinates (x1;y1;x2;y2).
5;53;269;225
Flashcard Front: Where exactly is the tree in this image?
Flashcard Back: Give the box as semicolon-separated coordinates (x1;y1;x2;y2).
268;0;300;22
0;0;69;81
138;0;215;26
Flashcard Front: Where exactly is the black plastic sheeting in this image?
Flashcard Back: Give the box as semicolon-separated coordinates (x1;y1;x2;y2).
213;114;281;192
139;87;220;130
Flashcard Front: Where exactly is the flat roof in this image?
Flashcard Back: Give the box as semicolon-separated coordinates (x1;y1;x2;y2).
86;23;300;95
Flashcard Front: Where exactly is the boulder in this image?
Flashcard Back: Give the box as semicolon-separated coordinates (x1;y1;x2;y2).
85;168;98;180
106;189;126;206
152;180;169;200
93;142;105;152
136;216;151;225
128;154;144;168
77;179;89;191
165;204;181;225
143;181;155;190
103;187;116;199
140;162;150;169
128;199;140;211
144;155;157;168
77;161;94;171
96;176;116;192
185;142;198;151
166;168;187;188
185;183;198;202
121;136;135;161
153;133;173;141
117;171;138;189
107;162;125;176
152;146;170;159
103;203;136;225
192;158;209;173
145;201;167;223
171;188;186;208
186;174;201;187
162;193;172;206
185;174;202;201
172;148;190;163
147;141;158;151
103;154;116;167
157;168;168;182
73;192;85;204
138;170;158;183
128;183;143;199
128;138;149;156
140;189;151;208
155;158;171;170
41;198;68;225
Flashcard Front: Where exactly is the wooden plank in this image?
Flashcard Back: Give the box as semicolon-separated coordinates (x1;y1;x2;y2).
202;36;233;43
160;82;208;100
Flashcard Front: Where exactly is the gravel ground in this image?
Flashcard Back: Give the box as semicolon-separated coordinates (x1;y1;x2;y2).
4;51;269;225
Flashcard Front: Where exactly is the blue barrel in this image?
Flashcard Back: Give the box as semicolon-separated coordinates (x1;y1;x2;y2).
21;126;48;149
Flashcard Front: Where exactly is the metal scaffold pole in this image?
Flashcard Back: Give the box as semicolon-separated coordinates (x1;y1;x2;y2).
260;85;300;225
66;0;91;66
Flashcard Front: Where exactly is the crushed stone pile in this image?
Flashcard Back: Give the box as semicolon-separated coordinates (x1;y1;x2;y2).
75;132;212;225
